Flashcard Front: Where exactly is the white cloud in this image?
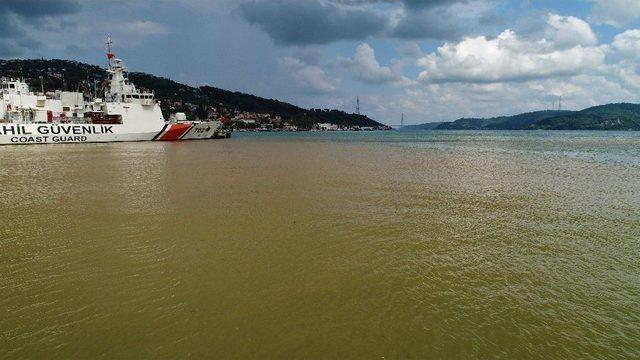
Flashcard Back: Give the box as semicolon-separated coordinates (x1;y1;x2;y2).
416;20;606;84
547;14;597;48
366;14;640;123
396;42;424;59
339;43;398;83
338;43;414;85
388;69;639;125
591;0;640;27
280;57;339;93
612;29;640;59
296;13;640;123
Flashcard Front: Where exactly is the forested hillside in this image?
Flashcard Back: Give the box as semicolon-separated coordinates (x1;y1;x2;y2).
433;104;640;130
0;59;383;129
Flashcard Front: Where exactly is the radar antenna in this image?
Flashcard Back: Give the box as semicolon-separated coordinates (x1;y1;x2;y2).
105;36;115;67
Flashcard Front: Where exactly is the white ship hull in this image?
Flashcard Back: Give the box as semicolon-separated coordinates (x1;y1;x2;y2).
0;121;219;145
0;38;224;145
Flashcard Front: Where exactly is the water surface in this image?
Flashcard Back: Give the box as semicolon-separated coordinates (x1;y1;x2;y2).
1;131;639;358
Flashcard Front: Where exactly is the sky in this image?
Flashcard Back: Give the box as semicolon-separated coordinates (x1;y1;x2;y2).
3;0;640;125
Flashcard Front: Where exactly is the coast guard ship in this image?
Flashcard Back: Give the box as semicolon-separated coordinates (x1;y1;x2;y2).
0;38;219;145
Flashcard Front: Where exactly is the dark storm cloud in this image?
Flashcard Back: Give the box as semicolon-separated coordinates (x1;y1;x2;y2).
391;3;468;40
393;0;474;9
0;39;23;57
333;0;470;9
350;0;499;39
239;0;388;45
402;0;470;9
239;0;492;45
0;0;80;57
0;0;79;18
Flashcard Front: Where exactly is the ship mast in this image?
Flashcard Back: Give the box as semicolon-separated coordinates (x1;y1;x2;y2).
104;36;126;102
102;37;152;104
106;36;114;67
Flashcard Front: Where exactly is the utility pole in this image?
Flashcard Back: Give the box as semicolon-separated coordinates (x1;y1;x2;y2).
559;95;563;111
401;112;404;128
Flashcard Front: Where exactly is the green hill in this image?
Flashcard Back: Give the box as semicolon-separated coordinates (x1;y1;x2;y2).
400;122;445;130
434;104;640;130
0;59;383;129
535;103;640;130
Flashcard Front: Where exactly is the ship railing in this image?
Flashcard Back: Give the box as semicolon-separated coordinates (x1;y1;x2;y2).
50;117;91;124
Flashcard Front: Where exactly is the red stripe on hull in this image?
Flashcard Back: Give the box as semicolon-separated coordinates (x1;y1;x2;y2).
158;124;192;141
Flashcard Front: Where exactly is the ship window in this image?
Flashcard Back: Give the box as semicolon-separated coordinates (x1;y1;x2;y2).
9;84;15;88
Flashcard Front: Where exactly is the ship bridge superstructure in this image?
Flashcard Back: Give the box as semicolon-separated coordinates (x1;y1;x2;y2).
1;78;31;96
104;37;155;106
